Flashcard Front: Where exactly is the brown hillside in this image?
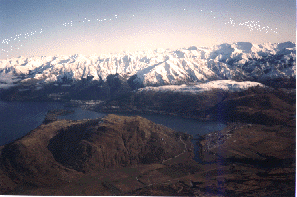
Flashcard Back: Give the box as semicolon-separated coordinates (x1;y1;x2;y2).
0;115;193;194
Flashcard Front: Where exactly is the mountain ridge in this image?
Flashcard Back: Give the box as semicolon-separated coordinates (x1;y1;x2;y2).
0;41;295;89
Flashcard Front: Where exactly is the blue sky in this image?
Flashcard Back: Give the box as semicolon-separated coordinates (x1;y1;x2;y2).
0;0;295;58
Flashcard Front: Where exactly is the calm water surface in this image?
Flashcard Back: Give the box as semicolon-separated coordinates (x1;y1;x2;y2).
0;101;64;146
1;101;226;161
58;110;225;136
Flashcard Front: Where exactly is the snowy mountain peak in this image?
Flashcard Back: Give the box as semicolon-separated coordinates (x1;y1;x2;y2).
0;41;295;89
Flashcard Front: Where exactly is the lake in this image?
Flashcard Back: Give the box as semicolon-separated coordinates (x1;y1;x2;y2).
0;101;226;160
0;101;64;146
57;109;226;137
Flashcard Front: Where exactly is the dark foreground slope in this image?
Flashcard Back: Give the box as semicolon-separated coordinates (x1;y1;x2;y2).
0;114;295;196
196;123;296;196
0;114;193;195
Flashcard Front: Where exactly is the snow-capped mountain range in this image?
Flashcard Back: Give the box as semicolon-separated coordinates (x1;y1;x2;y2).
0;41;295;89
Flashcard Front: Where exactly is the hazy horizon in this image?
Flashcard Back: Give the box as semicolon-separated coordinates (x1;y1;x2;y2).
0;0;295;59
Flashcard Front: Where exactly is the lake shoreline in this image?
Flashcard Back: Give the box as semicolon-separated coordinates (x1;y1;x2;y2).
65;99;223;123
0;100;226;147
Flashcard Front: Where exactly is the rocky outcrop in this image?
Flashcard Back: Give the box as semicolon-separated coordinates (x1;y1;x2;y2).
0;114;193;194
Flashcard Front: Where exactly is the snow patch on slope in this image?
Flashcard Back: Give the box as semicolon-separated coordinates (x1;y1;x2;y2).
138;80;264;93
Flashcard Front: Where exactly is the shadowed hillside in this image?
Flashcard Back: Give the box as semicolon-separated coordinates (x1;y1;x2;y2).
0;115;193;194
